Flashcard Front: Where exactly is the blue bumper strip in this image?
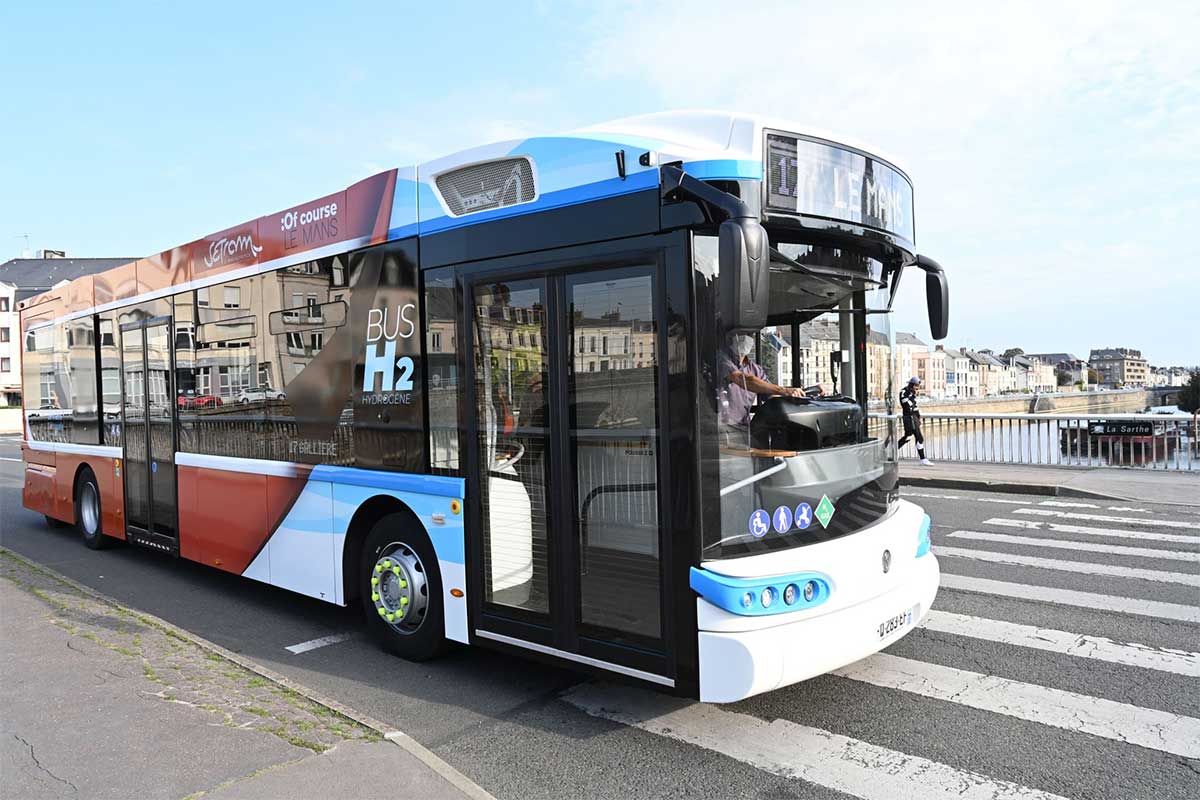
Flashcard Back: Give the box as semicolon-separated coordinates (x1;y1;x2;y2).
689;566;831;617
310;465;464;499
916;513;932;557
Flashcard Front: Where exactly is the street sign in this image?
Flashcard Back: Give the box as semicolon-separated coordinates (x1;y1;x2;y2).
1087;421;1154;436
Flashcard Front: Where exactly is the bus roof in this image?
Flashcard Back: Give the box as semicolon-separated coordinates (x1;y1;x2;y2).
19;111;910;325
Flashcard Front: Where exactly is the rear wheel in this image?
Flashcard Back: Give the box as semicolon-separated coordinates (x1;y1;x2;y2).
359;513;446;661
76;469;110;550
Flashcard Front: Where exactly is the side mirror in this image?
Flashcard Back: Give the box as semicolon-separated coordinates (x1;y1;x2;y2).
916;254;949;340
718;217;770;331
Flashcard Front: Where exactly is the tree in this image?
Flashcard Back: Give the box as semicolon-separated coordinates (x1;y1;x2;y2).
1087;368;1100;385
1002;347;1024;360
1056;368;1072;386
1180;370;1200;414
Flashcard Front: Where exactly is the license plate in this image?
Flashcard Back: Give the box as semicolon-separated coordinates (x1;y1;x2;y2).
877;603;920;641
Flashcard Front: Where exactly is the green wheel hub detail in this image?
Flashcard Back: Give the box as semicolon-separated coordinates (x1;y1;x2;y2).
368;542;429;635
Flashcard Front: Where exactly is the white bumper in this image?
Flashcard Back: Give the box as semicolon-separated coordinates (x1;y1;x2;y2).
697;500;939;703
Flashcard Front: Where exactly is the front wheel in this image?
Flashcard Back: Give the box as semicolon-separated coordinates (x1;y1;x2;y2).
359;513;446;661
76;469;111;550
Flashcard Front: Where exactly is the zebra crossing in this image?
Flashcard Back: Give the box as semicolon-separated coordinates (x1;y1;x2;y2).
565;489;1200;800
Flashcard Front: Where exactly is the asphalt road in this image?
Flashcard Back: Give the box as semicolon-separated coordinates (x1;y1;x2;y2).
2;433;1198;800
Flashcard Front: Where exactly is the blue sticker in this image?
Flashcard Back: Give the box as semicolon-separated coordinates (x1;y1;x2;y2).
749;509;770;538
151;462;157;474
772;505;793;534
794;502;813;530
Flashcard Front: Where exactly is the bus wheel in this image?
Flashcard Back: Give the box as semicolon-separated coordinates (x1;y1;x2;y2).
360;514;446;661
76;469;110;550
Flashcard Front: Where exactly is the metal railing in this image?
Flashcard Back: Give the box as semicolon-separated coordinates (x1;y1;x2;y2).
869;412;1198;471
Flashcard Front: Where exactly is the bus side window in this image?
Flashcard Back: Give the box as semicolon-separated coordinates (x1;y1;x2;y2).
425;267;459;471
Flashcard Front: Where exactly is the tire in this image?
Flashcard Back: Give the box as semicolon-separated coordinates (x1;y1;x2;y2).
76;468;111;550
359;512;446;661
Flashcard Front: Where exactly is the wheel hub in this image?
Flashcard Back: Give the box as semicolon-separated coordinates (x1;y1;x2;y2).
368;544;428;633
80;483;99;535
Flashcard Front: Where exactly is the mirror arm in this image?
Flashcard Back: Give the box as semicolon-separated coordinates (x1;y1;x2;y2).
660;164;755;224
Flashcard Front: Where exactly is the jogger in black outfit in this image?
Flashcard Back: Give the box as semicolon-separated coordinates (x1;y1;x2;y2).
898;377;933;465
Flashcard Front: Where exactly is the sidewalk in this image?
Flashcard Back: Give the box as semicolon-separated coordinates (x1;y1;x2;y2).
0;549;492;800
899;461;1200;505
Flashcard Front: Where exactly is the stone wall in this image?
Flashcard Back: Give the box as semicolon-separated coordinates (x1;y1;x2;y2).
919;389;1152;415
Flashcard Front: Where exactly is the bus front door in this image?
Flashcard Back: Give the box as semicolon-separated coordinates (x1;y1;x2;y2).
119;317;178;554
469;258;674;686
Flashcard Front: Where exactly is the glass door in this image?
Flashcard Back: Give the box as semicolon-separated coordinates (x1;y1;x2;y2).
567;268;663;649
120;318;178;553
469;261;669;677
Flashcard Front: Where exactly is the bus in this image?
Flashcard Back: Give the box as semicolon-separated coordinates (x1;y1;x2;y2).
19;111;949;702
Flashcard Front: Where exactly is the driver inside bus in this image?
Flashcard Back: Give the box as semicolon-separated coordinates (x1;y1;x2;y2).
719;332;804;428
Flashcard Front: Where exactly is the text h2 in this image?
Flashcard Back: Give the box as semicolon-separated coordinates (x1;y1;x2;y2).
363;305;417;392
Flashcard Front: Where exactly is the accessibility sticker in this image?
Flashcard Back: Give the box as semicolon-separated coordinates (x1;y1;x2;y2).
815;494;836;529
794;502;813;530
772;505;793;534
749;509;770;538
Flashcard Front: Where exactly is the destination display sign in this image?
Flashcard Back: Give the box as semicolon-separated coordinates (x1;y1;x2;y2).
1087;421;1154;437
765;132;915;245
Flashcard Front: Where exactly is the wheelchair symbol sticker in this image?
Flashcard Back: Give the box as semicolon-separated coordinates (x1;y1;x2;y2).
749;509;770;538
794;502;813;530
773;505;793;534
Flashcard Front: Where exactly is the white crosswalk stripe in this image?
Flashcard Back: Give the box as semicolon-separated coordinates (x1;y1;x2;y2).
947;530;1200;562
939;573;1200;622
832;653;1200;758
920;610;1200;677
566;683;1073;800
1014;507;1200;530
935;545;1200;586
983;516;1197;544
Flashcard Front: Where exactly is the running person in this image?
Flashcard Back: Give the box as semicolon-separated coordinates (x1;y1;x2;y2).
898;376;933;465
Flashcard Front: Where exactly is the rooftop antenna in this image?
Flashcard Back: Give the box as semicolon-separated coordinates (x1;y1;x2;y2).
15;234;31;258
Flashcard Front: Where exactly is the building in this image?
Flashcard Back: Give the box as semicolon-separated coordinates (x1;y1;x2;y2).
937;345;974;398
1088;347;1149;387
0;282;18;405
1026;352;1089;386
912;347;946;398
894;332;927;385
0;256;137;406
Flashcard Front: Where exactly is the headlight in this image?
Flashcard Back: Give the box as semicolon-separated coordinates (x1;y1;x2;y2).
783;584;799;605
760;587;777;608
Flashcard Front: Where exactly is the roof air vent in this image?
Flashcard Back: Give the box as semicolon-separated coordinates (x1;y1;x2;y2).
435;157;535;217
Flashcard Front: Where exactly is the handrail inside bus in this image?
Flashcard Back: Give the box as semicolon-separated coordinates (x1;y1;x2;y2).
719;456;788;497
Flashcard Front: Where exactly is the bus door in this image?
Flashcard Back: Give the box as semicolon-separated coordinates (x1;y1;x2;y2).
119;317;179;554
467;257;674;684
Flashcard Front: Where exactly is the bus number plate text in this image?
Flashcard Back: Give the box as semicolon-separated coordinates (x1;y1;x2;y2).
877;603;920;641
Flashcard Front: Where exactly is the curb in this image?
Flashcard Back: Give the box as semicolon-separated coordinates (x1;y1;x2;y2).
899;475;1128;502
0;546;496;800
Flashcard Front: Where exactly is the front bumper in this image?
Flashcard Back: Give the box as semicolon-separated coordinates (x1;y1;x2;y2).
696;502;939;702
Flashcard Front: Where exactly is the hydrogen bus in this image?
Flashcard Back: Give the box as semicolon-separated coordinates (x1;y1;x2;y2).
19;111;948;702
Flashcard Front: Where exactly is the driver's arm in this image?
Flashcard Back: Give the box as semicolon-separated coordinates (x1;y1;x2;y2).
727;370;801;397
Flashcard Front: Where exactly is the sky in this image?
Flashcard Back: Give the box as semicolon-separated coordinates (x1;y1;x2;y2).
1;1;1196;364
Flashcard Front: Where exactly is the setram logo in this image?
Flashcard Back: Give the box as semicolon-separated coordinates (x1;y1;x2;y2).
203;234;263;269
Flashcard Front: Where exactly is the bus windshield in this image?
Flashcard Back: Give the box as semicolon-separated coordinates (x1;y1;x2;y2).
695;234;900;558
